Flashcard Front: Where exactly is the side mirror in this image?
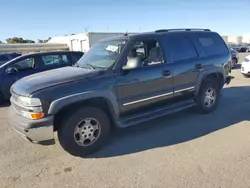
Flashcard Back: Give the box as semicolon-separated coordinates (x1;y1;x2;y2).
122;57;142;71
5;67;16;74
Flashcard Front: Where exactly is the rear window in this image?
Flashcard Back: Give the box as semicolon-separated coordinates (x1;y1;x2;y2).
197;33;228;56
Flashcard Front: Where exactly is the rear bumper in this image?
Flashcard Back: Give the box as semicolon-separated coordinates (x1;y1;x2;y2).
8;105;55;144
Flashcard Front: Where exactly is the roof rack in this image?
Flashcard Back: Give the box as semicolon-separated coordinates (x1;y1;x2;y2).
155;28;211;33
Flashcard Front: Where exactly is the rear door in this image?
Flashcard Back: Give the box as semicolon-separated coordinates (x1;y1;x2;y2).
160;34;200;101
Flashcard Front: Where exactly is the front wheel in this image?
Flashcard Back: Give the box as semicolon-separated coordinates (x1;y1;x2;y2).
195;80;220;114
242;74;250;78
58;106;111;157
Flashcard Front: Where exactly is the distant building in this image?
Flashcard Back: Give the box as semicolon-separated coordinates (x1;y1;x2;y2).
222;36;228;43
222;34;250;45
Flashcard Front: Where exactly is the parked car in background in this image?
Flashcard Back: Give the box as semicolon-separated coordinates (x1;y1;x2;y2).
0;53;21;65
241;55;250;77
232;46;241;52
0;50;84;104
229;48;239;68
239;46;250;52
7;28;232;156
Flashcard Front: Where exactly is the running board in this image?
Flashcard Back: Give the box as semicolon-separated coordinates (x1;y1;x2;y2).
117;99;196;128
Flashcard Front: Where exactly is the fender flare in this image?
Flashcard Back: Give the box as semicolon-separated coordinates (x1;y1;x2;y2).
48;90;119;119
195;67;226;96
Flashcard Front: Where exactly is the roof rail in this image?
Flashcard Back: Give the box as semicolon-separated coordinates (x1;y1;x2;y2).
155;28;211;33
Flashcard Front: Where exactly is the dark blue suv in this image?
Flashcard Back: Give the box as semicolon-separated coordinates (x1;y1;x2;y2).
0;51;83;104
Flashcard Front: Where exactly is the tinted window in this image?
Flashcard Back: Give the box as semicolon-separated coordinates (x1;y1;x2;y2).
197;33;228;56
41;54;70;66
72;52;83;64
12;57;35;71
167;36;198;62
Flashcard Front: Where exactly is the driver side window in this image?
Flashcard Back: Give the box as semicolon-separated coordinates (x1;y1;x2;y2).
126;39;164;68
13;57;35;71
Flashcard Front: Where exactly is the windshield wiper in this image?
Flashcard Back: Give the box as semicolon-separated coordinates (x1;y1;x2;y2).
86;63;96;69
73;62;80;67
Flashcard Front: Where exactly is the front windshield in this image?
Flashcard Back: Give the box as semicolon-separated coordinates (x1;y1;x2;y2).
76;39;127;69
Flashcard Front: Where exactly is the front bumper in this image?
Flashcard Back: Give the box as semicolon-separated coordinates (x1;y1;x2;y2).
8;105;55;144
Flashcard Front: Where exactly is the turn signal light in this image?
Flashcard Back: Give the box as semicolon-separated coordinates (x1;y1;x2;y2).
31;113;44;119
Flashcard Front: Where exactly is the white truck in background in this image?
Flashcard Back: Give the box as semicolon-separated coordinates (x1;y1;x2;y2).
48;32;137;53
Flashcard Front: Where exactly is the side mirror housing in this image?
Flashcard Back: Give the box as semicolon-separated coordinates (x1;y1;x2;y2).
5;67;16;74
122;57;142;71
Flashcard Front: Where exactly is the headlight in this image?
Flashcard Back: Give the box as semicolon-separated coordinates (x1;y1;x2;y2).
17;96;42;107
11;96;44;120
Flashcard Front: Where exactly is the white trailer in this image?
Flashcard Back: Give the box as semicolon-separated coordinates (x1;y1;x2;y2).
48;32;136;52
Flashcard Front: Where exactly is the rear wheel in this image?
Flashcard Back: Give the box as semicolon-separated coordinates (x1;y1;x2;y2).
195;80;219;114
58;106;111;157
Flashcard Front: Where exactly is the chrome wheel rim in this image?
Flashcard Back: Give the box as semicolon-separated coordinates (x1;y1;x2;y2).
74;118;101;147
204;88;216;108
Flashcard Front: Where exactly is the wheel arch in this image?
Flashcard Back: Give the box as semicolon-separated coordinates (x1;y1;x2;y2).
195;69;225;96
49;91;119;131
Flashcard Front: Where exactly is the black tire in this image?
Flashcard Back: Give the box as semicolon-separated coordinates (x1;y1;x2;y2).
243;74;250;78
58;106;111;157
195;80;220;114
0;93;4;105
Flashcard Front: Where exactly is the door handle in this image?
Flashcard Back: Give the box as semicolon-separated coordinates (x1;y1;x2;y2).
162;70;171;77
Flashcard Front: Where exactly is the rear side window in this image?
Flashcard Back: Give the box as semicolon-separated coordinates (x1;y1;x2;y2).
165;36;198;63
197;33;228;56
41;54;70;66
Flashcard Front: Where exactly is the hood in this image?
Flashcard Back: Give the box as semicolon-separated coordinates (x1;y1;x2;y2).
11;66;102;97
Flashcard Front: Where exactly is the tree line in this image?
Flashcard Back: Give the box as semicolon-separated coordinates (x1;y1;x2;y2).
0;37;51;44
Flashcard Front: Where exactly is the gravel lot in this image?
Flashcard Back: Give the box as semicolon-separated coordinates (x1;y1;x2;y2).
1;53;250;188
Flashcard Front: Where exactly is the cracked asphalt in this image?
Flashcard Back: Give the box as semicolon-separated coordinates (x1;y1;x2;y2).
1;53;250;188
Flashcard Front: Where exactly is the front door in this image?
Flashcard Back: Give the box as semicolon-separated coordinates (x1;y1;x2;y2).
115;38;174;117
2;56;39;98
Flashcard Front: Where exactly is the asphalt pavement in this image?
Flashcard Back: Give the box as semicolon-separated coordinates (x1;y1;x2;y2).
1;53;250;188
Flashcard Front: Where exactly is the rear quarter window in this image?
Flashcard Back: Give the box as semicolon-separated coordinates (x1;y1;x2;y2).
197;33;228;56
